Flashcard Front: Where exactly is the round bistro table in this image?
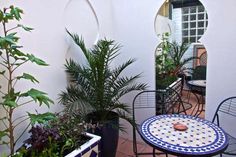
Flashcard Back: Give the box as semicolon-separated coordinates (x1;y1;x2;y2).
140;114;228;157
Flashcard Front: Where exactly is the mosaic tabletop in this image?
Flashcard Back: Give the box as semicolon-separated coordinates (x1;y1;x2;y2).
140;114;228;156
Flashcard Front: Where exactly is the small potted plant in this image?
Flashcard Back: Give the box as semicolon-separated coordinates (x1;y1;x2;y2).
59;31;147;157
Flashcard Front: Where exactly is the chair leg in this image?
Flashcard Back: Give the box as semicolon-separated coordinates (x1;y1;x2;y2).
165;152;168;157
186;90;191;103
153;148;155;157
133;132;138;157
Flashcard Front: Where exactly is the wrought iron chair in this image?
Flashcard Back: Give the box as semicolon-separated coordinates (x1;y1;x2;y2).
212;96;236;156
182;65;206;115
132;87;192;157
199;51;207;66
192;65;207;81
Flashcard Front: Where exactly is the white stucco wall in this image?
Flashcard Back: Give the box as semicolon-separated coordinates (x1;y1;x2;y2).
201;0;236;133
0;0;236;154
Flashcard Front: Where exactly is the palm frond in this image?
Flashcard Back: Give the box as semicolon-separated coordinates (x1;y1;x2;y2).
59;85;94;114
60;31;147;128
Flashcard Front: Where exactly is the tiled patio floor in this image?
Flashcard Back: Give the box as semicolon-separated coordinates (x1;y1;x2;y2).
116;90;205;157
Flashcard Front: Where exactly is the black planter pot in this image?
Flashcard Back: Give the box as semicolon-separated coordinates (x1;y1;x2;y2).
86;111;119;157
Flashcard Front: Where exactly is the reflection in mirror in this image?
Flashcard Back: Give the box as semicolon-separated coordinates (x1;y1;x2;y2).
155;0;208;117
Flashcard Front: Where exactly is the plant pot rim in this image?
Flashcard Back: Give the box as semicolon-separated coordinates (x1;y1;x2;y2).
65;132;101;157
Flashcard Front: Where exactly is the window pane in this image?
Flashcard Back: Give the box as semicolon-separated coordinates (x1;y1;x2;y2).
190;22;196;28
190;37;196;42
182;30;188;36
197;36;201;40
198;21;204;27
205;13;208;20
183;15;189;21
183;37;189;43
190;7;196;13
198;29;204;35
190;15;196;21
183;23;188;29
198;14;204;20
206;21;208;27
190;30;196;36
198;5;204;12
182;8;189;14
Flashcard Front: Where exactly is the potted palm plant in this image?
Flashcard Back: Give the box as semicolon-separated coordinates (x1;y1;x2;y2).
59;31;147;157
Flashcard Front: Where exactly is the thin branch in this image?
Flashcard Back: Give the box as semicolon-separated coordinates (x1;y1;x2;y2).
0;73;9;81
1;118;8;129
14;123;31;146
12;60;29;72
12;79;18;88
0;54;7;62
0;90;6;95
0;63;8;69
2;105;9;114
18;100;34;107
6;25;19;33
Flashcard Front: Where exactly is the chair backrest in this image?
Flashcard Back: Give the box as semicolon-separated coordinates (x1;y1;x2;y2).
192;65;207;80
164;87;188;114
132;88;187;126
132;88;189;155
212;96;236;126
199;51;207;66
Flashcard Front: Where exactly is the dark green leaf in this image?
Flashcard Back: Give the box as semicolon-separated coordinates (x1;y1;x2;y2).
3;100;17;107
6;32;19;42
10;6;23;21
17;73;39;83
0;36;15;45
28;112;56;124
0;70;5;75
11;48;26;57
27;54;49;66
21;88;54;107
2;88;20;107
0;10;3;22
4;13;14;22
17;24;34;32
0;130;7;140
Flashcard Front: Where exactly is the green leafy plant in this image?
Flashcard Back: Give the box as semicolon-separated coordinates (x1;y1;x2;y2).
0;5;54;155
156;32;196;89
17;112;87;157
59;31;147;128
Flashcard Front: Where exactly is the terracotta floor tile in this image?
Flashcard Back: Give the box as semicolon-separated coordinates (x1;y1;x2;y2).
115;151;129;157
116;139;145;156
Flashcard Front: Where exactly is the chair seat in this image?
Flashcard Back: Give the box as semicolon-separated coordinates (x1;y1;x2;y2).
224;133;236;155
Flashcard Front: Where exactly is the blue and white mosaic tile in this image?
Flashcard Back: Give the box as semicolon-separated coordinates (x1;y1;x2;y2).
140;114;228;156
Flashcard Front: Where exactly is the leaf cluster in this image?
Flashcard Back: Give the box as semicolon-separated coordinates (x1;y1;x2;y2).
59;31;147;126
0;5;54;155
18;112;87;157
156;32;197;88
